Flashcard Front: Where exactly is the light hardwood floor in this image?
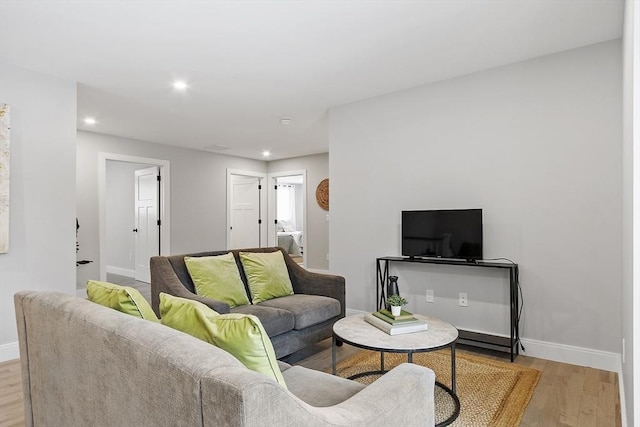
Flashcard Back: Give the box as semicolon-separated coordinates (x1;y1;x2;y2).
0;277;622;427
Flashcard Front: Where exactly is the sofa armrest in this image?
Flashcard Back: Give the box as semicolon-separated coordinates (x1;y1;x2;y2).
326;363;435;425
285;257;346;318
202;363;434;427
150;256;231;317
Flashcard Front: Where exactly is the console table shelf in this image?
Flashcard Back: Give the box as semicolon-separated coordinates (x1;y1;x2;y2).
376;256;521;361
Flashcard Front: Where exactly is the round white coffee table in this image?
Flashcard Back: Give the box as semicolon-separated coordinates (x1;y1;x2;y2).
332;313;460;426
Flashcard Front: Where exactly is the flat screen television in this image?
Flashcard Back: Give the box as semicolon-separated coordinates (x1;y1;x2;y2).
401;209;483;261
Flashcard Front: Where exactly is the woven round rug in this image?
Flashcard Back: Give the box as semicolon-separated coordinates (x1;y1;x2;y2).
333;350;540;427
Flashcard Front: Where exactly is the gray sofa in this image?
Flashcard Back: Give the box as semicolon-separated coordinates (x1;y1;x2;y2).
15;291;436;427
150;247;344;358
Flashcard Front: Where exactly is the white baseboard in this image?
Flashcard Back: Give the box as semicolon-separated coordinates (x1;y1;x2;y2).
346;308;367;317
618;363;627;427
520;337;621;372
345;308;621;373
305;267;331;274
0;342;19;363
106;266;135;277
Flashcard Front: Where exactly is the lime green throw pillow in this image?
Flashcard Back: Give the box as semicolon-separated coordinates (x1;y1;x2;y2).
86;280;159;323
159;293;286;387
184;253;250;308
239;251;294;304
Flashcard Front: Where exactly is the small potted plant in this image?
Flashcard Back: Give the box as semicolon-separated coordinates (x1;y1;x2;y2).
386;294;408;316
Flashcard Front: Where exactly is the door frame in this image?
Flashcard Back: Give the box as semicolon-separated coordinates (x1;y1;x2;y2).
226;169;267;249
267;169;307;266
98;152;171;281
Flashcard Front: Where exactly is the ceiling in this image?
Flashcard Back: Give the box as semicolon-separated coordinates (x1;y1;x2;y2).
0;1;624;160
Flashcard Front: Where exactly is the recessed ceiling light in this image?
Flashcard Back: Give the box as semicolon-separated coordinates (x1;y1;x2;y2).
83;117;97;125
262;151;271;157
172;80;189;90
280;117;292;125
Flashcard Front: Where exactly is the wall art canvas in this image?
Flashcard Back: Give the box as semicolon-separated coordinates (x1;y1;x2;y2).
0;104;9;253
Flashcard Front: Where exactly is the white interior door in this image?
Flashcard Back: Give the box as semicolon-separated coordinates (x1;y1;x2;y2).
229;175;260;249
134;166;159;283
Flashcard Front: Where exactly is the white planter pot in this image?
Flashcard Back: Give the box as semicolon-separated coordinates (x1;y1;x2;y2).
391;305;402;316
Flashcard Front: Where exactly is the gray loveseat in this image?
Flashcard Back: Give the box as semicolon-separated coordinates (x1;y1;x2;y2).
150;247;344;358
15;291;436;427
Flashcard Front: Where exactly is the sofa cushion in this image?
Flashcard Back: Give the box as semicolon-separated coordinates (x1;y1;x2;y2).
86;280;159;322
184;253;250;308
231;304;295;337
283;365;365;407
159;293;287;388
259;295;341;330
239;251;294;303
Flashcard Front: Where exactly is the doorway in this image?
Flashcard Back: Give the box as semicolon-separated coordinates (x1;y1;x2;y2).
98;153;170;283
268;170;306;266
227;169;267;249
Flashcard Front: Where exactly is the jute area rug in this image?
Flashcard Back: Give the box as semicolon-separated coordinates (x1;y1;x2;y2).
333;350;541;427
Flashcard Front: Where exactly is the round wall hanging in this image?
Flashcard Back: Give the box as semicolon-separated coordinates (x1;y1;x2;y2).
316;178;329;211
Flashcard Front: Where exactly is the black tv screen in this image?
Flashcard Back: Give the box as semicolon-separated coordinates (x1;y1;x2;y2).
401;209;483;260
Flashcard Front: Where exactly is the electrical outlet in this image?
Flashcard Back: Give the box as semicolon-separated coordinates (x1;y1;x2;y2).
426;289;434;303
459;292;468;307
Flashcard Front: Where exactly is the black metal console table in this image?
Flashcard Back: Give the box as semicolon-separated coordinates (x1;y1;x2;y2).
376;256;521;361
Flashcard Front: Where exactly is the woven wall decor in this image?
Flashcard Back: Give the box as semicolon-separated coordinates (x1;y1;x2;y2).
316;178;329;211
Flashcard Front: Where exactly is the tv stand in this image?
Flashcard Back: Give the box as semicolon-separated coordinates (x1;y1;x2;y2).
376;256;521;361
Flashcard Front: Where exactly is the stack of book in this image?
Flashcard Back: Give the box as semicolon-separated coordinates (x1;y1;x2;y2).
364;309;428;335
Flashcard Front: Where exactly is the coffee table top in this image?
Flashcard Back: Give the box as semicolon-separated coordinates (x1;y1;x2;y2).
333;313;458;352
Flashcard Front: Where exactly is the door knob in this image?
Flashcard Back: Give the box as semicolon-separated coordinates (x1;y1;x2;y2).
133;228;138;232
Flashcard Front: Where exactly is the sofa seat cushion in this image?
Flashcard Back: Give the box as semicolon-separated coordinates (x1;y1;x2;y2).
231;304;295;337
283;365;365;407
258;295;341;330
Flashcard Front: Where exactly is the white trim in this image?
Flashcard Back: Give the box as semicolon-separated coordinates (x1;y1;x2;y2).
226;169;267;249
106;266;135;277
619;361;628;427
305;268;331;274
346;308;367;317
519;338;620;372
98;153;171;281
0;341;19;362
267;169;307;266
632;0;640;424
345;308;621;372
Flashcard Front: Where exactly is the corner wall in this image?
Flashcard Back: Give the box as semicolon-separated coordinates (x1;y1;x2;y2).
329;41;622;361
0;63;77;361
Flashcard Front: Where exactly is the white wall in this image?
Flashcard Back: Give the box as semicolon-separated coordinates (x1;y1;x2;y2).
105;161;150;276
329;41;622;363
76;131;267;288
268;153;329;270
621;0;638;425
0;63;77;361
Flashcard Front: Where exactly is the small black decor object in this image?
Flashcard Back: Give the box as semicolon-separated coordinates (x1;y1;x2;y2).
76;218;93;266
387;276;400;299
